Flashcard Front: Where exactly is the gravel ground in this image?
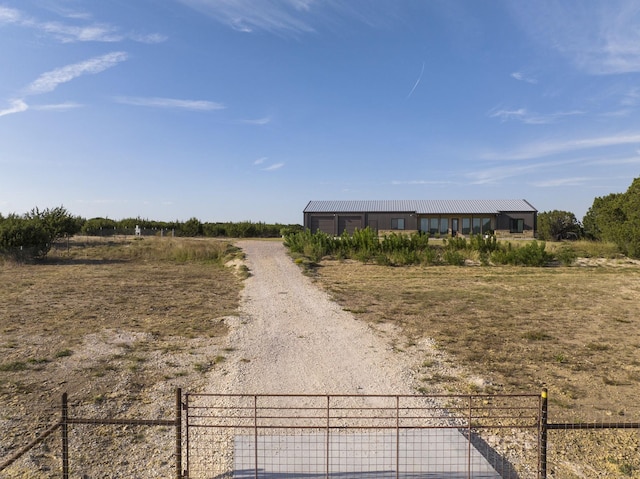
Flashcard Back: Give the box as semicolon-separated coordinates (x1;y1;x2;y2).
215;239;428;395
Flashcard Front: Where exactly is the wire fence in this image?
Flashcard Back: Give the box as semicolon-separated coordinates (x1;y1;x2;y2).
1;389;639;478
0;390;182;479
184;392;541;479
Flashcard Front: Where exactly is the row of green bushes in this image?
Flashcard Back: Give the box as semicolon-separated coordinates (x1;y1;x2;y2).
284;228;556;267
0;206;303;261
80;217;302;238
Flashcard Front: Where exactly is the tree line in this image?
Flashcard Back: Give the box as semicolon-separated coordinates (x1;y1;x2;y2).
0;208;301;261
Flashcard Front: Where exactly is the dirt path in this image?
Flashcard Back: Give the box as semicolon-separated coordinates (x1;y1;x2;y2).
213;240;420;395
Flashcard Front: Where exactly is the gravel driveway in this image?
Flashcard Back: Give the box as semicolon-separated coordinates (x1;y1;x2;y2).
214;240;420;395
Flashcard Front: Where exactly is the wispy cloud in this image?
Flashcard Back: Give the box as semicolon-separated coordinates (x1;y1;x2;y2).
483;133;640;161
489;108;526;122
32;102;83;111
511;71;537;84
488;107;584;125
511;1;640;74
391;180;452;185
0;53;127;119
27;52;128;95
531;177;591;187
621;87;640;106
238;116;271;125
262;162;285;171
251;157;283;170
176;0;392;35
41;22;123;43
115;96;225;111
587;154;640;166
465;162;547;185
177;0;316;34
0;99;28;117
30;101;84;111
0;6;21;23
0;5;166;44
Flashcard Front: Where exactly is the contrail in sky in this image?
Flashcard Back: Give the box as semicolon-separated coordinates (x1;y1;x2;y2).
406;62;425;99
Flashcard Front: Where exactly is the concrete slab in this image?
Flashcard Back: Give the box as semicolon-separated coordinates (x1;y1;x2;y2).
234;429;504;478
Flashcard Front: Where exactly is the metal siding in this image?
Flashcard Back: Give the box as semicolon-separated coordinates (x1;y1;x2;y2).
310;215;335;235
338;215;364;235
368;213;417;230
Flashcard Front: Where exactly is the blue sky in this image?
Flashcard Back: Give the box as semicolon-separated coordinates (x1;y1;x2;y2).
1;1;640;225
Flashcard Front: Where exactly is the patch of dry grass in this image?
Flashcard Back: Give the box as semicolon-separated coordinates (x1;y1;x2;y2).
3;237;240;333
0;236;243;401
314;260;640;422
313;259;640;477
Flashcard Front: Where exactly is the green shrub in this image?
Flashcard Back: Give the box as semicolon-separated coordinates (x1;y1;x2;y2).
444;236;467;251
389;248;421;266
555;245;578;266
374;254;391;266
469;234;499;253
443;250;465;266
491;241;552;266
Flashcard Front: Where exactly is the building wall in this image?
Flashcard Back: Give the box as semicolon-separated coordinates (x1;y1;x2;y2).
305;212;417;235
305;210;537;237
366;212;417;232
494;211;537;238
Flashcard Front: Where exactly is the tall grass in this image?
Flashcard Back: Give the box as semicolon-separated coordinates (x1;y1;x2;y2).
66;237;238;265
285;229;559;267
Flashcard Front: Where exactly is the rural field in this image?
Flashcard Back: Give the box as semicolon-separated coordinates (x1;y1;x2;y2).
1;235;639;478
309;244;640;478
0;236;245;476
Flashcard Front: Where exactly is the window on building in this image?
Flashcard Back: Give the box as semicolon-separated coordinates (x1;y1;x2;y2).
482;217;492;234
391;218;405;230
510;218;524;233
462;218;471;235
429;218;439;235
420;218;428;233
472;218;481;235
440;218;449;235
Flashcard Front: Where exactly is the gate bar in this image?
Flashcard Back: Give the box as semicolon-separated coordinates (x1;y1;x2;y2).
176;388;182;479
62;392;69;479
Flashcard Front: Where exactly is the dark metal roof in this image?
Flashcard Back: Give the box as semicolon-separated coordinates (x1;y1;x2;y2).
304;199;537;214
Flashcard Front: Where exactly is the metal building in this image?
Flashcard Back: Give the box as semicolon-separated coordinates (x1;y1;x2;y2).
303;199;538;238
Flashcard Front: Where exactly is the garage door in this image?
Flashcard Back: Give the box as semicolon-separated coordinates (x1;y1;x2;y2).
338;216;363;235
311;216;335;234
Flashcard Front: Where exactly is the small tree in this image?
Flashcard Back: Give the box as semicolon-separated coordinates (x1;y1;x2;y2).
537;210;582;241
0;206;81;260
180;217;203;236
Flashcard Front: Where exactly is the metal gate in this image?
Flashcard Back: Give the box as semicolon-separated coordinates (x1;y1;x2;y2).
184;393;542;479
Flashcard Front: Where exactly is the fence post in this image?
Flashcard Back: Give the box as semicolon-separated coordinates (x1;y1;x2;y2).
61;392;69;479
175;388;182;479
539;388;548;479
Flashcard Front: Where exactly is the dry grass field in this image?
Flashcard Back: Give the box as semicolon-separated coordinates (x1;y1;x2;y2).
2;236;639;477
313;259;640;419
0;236;243;458
310;253;640;478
